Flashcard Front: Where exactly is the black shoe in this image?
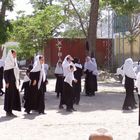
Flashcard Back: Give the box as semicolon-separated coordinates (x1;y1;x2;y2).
66;109;73;112
6;112;17;117
122;107;130;110
39;111;46;115
26;110;30;114
75;102;79;105
72;108;77;111
11;113;17;117
89;94;93;97
131;105;137;109
59;105;64;109
6;112;11;117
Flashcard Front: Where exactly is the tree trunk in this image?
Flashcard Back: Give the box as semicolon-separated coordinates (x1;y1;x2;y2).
87;0;99;57
130;42;134;59
49;0;53;5
69;0;87;37
0;0;6;20
0;45;4;59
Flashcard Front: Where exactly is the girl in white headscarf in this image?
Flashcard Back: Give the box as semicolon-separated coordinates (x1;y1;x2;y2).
84;56;98;96
0;59;4;96
54;61;63;99
21;69;31;111
63;65;77;112
62;55;76;77
73;57;83;105
4;50;21;117
122;58;137;110
26;55;46;114
59;55;76;110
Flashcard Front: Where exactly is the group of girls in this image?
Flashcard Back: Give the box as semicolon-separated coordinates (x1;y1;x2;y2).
3;49;47;117
54;55;98;112
1;49;98;116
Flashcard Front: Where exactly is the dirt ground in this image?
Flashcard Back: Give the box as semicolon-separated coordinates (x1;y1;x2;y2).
0;78;139;140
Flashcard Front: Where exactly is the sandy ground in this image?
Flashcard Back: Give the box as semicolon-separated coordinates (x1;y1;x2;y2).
0;79;139;140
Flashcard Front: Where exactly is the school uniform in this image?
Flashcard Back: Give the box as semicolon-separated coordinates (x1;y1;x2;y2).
61;55;76;111
4;50;21;116
54;62;63;98
21;74;30;111
26;55;46;114
63;71;76;112
122;58;137;110
84;57;98;96
73;63;83;104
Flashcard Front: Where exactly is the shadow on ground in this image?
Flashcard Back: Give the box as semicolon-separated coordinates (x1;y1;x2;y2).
0;81;138;115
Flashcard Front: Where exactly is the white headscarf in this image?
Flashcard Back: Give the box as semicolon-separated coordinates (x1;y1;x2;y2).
31;55;42;72
64;66;75;87
123;58;136;79
4;50;20;89
62;55;73;67
55;61;63;74
75;63;82;69
4;50;16;70
84;56;97;74
31;55;46;89
91;58;98;76
0;59;4;68
62;55;76;77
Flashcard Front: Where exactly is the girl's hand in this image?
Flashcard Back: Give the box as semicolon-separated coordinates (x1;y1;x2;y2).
32;80;37;86
6;83;9;88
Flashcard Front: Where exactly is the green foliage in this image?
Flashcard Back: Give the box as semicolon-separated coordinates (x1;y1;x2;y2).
0;19;13;44
61;28;86;38
60;0;90;38
11;5;65;59
30;0;53;10
102;0;140;15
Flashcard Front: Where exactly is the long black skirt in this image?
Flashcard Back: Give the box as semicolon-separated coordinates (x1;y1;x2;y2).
63;82;74;109
0;67;3;89
37;85;45;113
85;73;97;95
4;83;21;112
25;83;45;113
26;84;38;111
123;75;136;109
73;79;81;104
55;76;63;93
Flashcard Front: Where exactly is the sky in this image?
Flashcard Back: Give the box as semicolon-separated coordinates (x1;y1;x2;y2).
6;0;33;20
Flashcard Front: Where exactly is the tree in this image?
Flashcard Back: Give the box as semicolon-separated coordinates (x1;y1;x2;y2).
87;0;99;57
68;0;99;56
30;0;54;10
11;5;66;60
0;0;14;57
126;14;140;57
